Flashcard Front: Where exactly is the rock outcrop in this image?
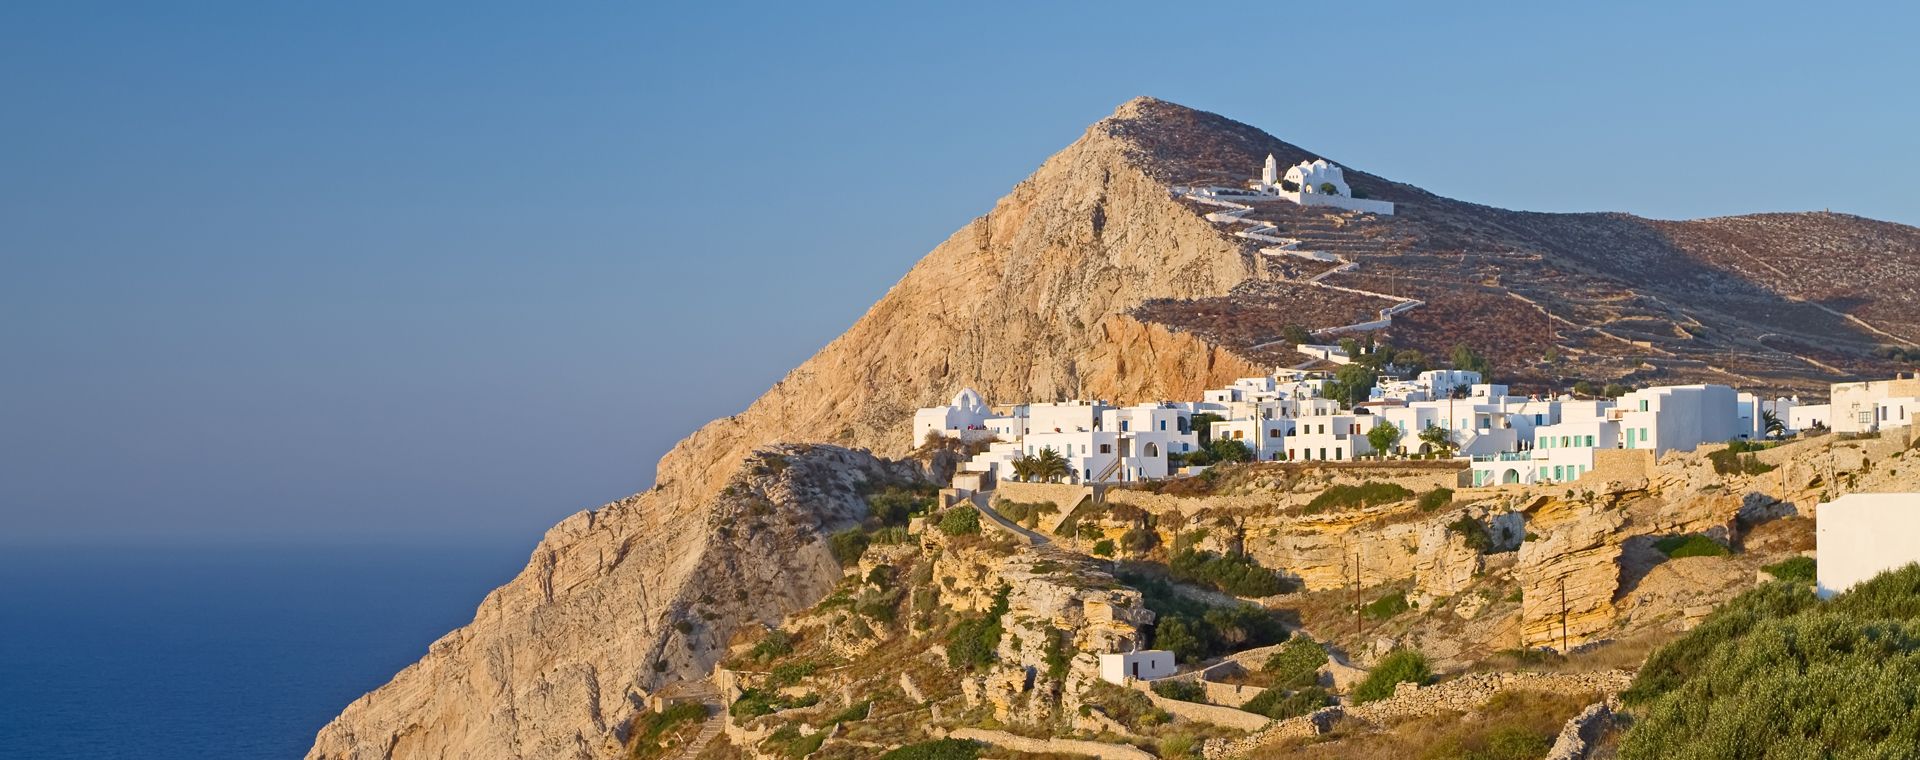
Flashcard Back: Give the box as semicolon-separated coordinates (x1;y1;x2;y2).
310;98;1264;760
307;446;908;759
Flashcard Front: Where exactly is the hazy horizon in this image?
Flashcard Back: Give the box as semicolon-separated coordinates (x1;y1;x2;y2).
5;2;1917;547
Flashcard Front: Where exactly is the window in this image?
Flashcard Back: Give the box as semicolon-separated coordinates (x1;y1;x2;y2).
1159;420;1167;431
1319;448;1327;460
1335;448;1343;459
1269;429;1281;438
1585;435;1595;447
1099;444;1111;454
1121;421;1129;431
1554;465;1564;480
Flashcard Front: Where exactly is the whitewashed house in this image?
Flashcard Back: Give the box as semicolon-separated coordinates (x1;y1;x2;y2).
1816;493;1920;598
1789;403;1831;432
1829;375;1920;434
1099;650;1176;684
912;388;995;444
958;400;1196;484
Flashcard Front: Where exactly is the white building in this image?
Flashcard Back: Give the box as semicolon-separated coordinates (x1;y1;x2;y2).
1816;493;1920;598
1099;650;1176;684
1250;155;1395;216
958;401;1198;484
1790;403;1831;432
1830;375;1920;434
1473;384;1745;487
912;388;995;444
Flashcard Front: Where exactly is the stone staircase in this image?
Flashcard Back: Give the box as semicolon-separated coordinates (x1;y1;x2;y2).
669;689;723;760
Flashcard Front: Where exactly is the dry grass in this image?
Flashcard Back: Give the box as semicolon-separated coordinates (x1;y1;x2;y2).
1258;688;1597;759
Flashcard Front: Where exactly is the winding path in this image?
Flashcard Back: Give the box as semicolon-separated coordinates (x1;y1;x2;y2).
1174;186;1425;338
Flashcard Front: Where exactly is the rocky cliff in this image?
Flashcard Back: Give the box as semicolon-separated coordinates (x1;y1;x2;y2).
311;96;1920;759
309;98;1265;760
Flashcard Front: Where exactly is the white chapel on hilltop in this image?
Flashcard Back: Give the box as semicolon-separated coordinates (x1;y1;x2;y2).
1254;154;1394;216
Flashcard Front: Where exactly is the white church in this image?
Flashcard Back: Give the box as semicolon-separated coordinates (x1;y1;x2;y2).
1253;155;1395;216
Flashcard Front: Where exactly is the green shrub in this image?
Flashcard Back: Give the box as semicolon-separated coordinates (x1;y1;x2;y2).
1119;570;1286;662
867;485;936;525
1624;580;1820;704
828;528;869;567
1092;539;1115;557
1305;482;1414;514
1043;627;1076;680
1242;685;1329;719
994;499;1057;526
1762;556;1817;584
1262;637;1328;689
1363;591;1410;620
629;701;708;757
769;659;816;687
1709;441;1777;475
748;629;793;662
1447;516;1493;552
1653;534;1729;559
761;723;827;759
1080;680;1170;731
729;688;819;721
1168;549;1292;597
1151;678;1208;703
1417;487;1454;512
937;507;980;536
824;700;871;724
1473;725;1554;760
1352;649;1430;703
1120;527;1157;553
878;739;982;760
1158;734;1198;759
945;585;1010;669
1620;598;1920;752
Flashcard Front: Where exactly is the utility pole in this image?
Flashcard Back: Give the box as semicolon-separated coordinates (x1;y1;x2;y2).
1351;545;1362;642
1559;575;1569;653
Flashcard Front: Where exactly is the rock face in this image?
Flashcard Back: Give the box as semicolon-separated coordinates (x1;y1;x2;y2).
309;98;1262;760
311;95;1920;759
307;446;909;759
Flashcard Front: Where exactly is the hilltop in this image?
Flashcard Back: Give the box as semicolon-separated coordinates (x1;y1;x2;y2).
307;97;1920;760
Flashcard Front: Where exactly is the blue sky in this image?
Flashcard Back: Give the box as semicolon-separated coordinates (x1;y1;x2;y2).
3;2;1914;546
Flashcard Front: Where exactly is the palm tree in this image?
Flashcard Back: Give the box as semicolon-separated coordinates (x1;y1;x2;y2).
1762;410;1786;440
1032;447;1071;483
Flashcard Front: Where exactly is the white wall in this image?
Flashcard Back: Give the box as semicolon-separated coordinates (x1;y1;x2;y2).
1816;493;1920;598
1099;650;1177;684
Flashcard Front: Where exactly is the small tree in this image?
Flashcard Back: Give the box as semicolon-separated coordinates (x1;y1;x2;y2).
1319;182;1338;195
1189;412;1225;445
1419;424;1456;456
1449;342;1491;376
1281;324;1314;346
1325;364;1378;408
1366;422;1403;459
1206;438;1252;464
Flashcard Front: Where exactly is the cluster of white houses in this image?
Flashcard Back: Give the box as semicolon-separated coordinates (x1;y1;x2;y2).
915;369;1920;490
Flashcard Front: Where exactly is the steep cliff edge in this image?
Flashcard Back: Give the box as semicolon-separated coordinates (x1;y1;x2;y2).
308;97;1266;760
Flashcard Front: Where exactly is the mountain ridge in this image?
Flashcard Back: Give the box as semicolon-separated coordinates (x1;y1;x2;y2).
307;96;1920;759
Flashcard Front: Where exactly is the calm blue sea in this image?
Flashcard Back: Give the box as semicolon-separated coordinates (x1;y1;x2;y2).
0;544;527;759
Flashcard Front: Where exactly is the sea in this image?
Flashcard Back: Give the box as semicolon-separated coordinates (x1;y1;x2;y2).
0;543;528;759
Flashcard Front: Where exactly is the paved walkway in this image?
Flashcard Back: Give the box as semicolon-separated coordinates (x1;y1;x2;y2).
968;491;1050;546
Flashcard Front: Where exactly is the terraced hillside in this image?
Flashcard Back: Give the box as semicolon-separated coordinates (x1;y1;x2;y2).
1118;99;1920;395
